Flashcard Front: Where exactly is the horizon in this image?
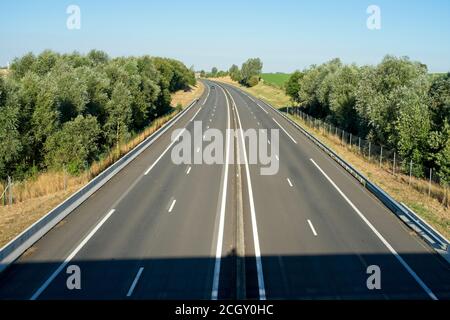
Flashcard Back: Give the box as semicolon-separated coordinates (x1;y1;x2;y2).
1;0;450;73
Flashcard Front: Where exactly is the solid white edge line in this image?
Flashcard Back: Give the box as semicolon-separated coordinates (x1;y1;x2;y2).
226;86;266;300
168;199;176;213
30;209;117;300
211;84;231;300
202;83;210;106
127;267;144;297
307;219;318;236
272;117;297;144
144;128;186;175
257;103;269;114
309;158;438;300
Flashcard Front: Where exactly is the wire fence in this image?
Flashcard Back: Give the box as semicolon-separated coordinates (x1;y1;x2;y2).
286;107;449;206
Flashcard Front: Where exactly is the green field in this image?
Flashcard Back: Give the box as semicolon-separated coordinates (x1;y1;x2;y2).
261;73;291;87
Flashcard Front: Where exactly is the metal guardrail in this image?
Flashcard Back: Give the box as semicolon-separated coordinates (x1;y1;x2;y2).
224;84;450;255
0;99;199;273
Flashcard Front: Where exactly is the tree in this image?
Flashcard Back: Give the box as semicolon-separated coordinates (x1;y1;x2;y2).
428;73;450;129
87;49;109;66
104;81;132;146
229;64;241;82
240;58;263;87
285;71;303;104
0;77;21;179
44;115;101;174
394;86;431;167
356;56;429;146
327;65;363;133
211;67;218;77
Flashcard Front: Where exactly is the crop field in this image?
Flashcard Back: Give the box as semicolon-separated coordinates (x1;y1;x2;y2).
261;72;291;87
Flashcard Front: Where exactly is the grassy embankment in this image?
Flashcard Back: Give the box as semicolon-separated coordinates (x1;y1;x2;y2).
210;76;449;239
210;76;290;108
0;82;204;247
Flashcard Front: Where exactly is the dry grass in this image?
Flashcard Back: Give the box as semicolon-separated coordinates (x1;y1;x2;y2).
0;69;9;77
209;76;291;108
0;87;204;248
171;82;204;108
288;114;450;239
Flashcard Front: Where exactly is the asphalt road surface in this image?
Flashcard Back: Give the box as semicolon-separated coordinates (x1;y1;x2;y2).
0;80;449;300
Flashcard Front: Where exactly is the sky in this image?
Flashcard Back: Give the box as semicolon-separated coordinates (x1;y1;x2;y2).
1;0;450;73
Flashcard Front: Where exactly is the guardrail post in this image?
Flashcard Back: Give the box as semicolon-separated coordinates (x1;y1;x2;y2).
368;142;371;161
349;133;352;148
358;137;361;153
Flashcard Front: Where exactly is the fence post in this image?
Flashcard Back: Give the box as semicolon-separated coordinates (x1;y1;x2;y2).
428;168;432;197
341;130;344;145
379;146;383;168
368;142;371;161
409;160;413;185
8;176;12;205
63;164;67;192
1;181;5;206
393;152;396;175
349;133;352;148
358;137;361;153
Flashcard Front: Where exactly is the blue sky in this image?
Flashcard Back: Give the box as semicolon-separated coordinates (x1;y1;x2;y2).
1;0;449;72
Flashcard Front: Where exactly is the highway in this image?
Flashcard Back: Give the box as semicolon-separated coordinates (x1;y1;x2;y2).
0;80;449;300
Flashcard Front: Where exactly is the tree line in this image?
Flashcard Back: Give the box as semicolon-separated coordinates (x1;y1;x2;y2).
200;58;263;87
285;56;450;185
0;50;196;180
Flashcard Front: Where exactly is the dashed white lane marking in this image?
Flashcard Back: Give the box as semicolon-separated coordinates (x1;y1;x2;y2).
168;199;176;213
287;178;293;187
144;129;186;175
307;219;318;236
127;267;144;297
197;147;200;153
190;107;202;122
268;140;271;145
275;155;279;161
186;166;191;175
309;158;438;300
